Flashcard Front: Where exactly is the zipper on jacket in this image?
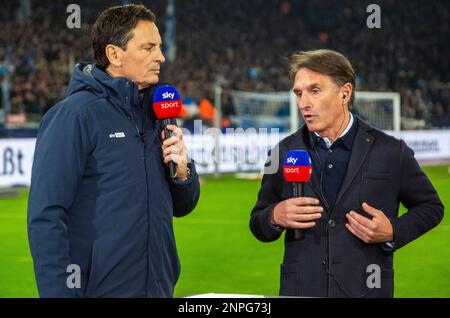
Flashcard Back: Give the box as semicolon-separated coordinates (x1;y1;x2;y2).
131;83;152;298
109;82;157;296
142;133;151;297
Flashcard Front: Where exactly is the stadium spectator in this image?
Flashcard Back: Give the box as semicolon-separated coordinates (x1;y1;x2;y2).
0;0;448;129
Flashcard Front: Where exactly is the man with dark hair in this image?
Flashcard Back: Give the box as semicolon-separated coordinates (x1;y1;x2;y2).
27;4;200;298
250;49;444;297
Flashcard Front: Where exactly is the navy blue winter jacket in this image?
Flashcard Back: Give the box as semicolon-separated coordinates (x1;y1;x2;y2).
27;63;200;298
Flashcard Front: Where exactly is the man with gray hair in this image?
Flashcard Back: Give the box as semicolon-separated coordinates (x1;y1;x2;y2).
250;49;443;297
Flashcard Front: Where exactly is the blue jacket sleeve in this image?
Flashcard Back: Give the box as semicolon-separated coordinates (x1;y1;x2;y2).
27;106;92;297
169;160;200;217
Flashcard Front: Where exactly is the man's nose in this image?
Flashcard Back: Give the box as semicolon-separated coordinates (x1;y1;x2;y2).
156;47;166;64
298;94;311;110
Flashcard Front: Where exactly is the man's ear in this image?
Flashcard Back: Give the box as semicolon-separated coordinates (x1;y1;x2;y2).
341;82;353;104
105;44;124;68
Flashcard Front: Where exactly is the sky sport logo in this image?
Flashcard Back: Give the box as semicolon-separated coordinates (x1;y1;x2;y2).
282;151;312;182
162;91;175;99
283;167;302;174
152;86;182;119
160;101;181;109
285;156;298;165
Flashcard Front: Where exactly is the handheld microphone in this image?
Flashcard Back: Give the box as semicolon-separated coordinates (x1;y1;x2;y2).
153;85;182;179
283;150;312;239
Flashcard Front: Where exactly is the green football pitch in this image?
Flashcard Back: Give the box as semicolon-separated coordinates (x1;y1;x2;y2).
0;165;449;298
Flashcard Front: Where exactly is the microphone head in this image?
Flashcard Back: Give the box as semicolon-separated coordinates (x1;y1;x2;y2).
153;85;182;119
283;150;312;183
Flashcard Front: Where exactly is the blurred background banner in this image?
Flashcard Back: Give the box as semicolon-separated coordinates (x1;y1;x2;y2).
0;0;449;298
1;131;449;187
0;138;34;187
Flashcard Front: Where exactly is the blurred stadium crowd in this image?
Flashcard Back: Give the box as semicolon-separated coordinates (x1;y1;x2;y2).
0;0;449;131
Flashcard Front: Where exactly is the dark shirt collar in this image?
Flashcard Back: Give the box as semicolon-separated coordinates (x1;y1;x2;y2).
308;113;357;150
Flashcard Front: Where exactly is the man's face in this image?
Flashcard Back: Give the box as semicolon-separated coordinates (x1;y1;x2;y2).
119;20;165;89
293;67;347;137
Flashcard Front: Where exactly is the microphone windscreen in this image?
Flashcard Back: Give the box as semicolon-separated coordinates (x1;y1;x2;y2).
282;150;312;183
153;85;182;119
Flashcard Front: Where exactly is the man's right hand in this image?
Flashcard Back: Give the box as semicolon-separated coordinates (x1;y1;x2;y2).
270;197;323;229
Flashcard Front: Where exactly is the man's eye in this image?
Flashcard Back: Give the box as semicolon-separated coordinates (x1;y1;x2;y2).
296;91;302;97
312;89;320;94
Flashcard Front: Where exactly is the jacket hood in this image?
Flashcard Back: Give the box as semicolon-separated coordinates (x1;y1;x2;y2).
67;63;140;111
67;63;172;112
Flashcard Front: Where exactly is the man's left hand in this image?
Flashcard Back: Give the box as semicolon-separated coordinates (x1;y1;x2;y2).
345;202;394;244
162;125;189;180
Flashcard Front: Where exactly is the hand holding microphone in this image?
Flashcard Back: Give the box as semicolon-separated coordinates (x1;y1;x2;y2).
270;150;323;238
161;124;189;180
153;85;189;180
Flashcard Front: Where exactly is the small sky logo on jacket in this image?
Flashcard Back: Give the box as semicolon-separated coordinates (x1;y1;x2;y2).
109;132;126;139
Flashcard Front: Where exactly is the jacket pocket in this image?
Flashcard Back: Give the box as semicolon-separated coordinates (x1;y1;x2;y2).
279;263;300;296
363;172;391;180
361;172;394;216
